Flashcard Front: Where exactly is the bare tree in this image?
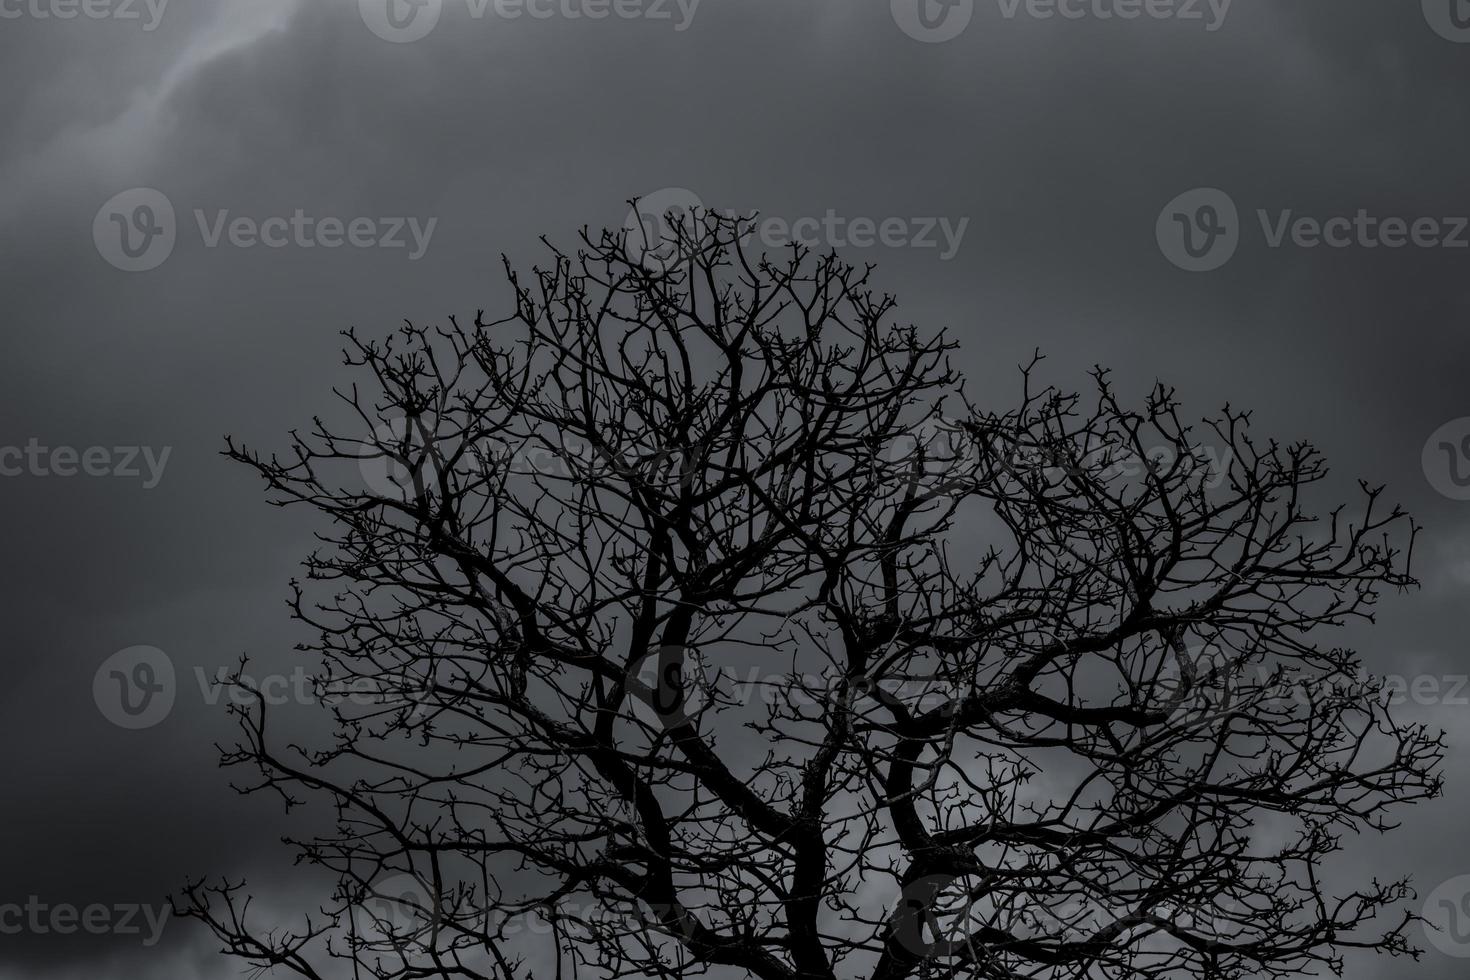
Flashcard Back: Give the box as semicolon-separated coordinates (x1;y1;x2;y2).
177;209;1443;980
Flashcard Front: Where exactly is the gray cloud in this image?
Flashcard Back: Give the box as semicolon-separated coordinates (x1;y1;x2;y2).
2;0;1468;975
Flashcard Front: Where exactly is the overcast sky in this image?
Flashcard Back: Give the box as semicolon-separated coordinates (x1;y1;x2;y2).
3;0;1470;977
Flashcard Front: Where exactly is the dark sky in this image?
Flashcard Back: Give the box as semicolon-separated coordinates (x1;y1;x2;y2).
2;0;1470;977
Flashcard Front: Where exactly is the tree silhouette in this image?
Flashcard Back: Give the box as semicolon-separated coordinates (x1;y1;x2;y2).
177;209;1443;980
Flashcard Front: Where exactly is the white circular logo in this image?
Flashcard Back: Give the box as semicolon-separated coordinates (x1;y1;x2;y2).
359;415;437;500
356;871;440;951
93;188;176;273
93;645;176;729
886;873;985;957
1423;417;1470;501
887;416;983;497
1156;188;1239;272
1424;0;1470;42
1422;874;1470;957
624;188;704;272
360;0;443;42
359;418;511;501
1152;642;1239;732
625;646;712;732
891;0;974;42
